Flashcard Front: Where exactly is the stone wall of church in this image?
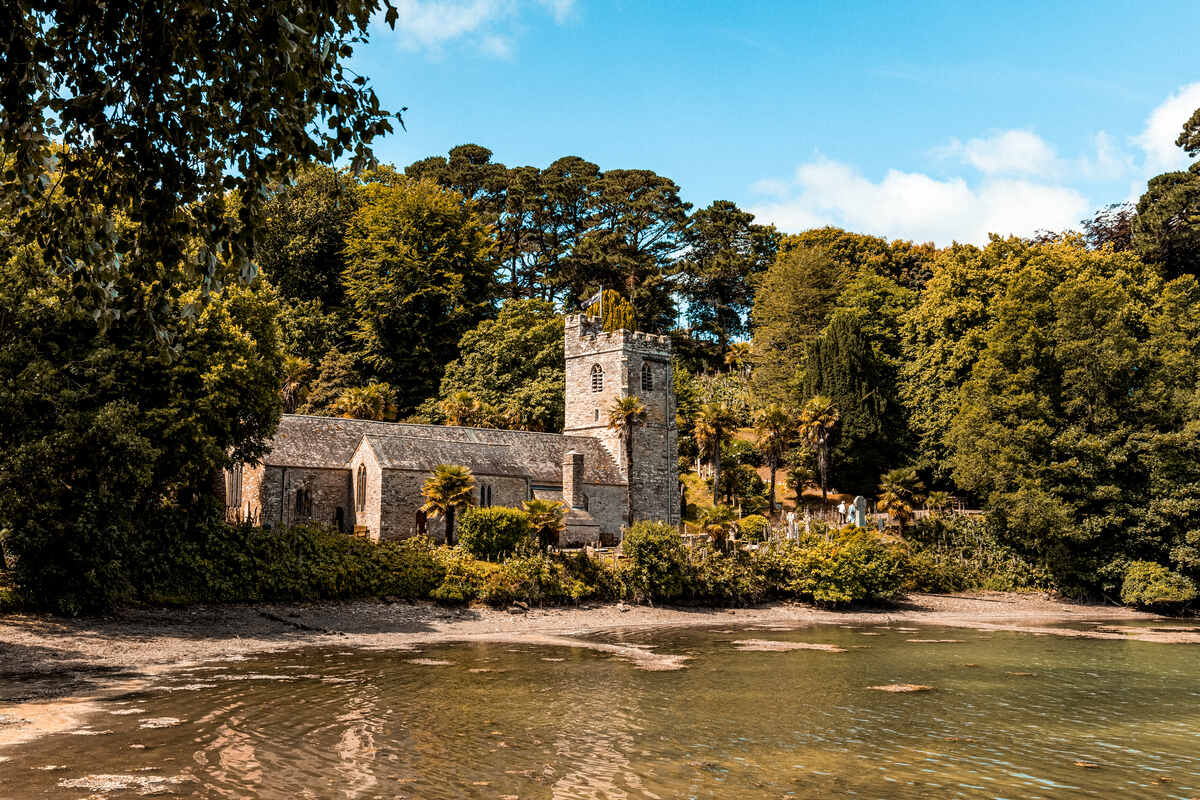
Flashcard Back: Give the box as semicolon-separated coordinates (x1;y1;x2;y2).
348;443;382;538
254;465;352;532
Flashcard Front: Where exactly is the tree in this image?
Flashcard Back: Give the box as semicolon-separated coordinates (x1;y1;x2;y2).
257;164;360;306
753;404;795;515
676;200;779;365
332;382;396;421
877;467;925;535
299;348;363;416
281;355;313;414
1082;203;1135;252
1133;165;1200;279
420;464;476;546
524;499;567;551
586;289;636;333
435;299;565;432
1;0;400;333
697;504;738;552
694;402;737;506
560;169;690;331
750;246;846;403
342;177;495;414
0;251;283;612
608;395;648;527
440;391;486;427
799;395;840;505
925;491;953;515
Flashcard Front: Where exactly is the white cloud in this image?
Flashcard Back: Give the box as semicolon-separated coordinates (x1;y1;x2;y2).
937;129;1060;177
1134;81;1200;173
386;0;574;55
1076;131;1136;181
750;157;1089;246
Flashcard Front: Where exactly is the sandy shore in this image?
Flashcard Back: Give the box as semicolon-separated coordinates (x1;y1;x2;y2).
0;592;1190;701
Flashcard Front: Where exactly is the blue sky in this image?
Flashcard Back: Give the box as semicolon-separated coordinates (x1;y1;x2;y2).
353;1;1200;245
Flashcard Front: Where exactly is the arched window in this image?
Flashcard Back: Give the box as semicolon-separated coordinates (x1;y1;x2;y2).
594;408;600;422
641;362;653;392
356;464;367;511
591;364;603;392
479;482;493;508
295;488;311;518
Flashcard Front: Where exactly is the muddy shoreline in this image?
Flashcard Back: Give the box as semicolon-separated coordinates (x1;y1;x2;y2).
0;592;1189;701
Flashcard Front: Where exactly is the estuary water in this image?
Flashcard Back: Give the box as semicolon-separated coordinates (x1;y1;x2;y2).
2;622;1199;799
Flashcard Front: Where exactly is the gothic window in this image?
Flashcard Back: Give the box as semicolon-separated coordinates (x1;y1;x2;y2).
294;488;312;518
591;363;603;392
641;361;653;392
356;464;367;511
480;482;493;508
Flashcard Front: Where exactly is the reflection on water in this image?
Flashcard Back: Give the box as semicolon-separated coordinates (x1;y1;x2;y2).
2;623;1200;798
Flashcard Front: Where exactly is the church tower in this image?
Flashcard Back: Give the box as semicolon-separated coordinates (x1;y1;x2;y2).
563;314;680;527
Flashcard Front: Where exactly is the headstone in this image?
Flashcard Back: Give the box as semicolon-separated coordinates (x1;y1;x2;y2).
853;495;868;528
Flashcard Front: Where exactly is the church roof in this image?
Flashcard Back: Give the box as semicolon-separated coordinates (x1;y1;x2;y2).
261;415;623;485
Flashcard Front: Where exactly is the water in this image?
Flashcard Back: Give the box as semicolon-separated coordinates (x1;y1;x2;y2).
2;623;1199;798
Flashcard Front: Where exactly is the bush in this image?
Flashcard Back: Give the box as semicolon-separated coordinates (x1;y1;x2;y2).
430;548;498;604
481;554;589;607
904;516;1053;593
456;506;535;561
776;529;908;606
133;521;446;605
737;514;770;543
686;549;768;606
1121;561;1197;610
621;521;688;602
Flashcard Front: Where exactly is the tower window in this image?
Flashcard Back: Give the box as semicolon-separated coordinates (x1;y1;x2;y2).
594;408;599;422
641;362;653;392
591;364;603;392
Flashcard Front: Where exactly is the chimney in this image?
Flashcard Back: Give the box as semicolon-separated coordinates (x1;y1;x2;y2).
563;450;585;509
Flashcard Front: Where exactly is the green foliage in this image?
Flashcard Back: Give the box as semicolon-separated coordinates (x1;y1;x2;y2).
621;521;689;602
436;299;565;431
136;523;444;605
675;200;780;362
1133;164;1200;280
456;506;536;561
343;177;495;414
430;548;498;604
420;465;476;546
586;289;637;333
3;0;398;333
1121;561;1197;610
258;164;360;306
524;499;567;551
778;529;909;606
903;516;1052;593
481;554;589;607
332;382;397;421
737;514;770;542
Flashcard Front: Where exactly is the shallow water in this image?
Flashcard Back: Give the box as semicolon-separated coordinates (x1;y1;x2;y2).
2;622;1200;799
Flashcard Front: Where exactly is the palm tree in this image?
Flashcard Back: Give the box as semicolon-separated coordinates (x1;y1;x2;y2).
725;342;753;375
698;504;738;552
524;498;567;551
799;395;839;506
440;390;482;427
333;382;397;421
925;490;953;516
608;395;648;527
694;402;736;506
753;403;795;515
420;464;476;545
280;355;311;414
877;467;926;536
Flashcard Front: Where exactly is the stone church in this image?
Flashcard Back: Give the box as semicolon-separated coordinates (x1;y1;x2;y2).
222;315;680;544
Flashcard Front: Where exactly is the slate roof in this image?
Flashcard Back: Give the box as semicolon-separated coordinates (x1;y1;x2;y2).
262;415;624;485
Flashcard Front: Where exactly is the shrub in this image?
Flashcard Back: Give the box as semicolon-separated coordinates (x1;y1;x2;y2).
430;549;498;604
621;521;688;601
737;514;770;543
904;516;1052;593
1121;561;1197;610
776;529;908;606
686;550;768;606
481;554;589;607
456;506;535;561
